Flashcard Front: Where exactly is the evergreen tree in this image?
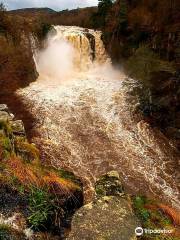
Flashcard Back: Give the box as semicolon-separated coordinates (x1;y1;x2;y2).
93;0;113;28
0;2;6;11
118;0;128;32
0;2;7;35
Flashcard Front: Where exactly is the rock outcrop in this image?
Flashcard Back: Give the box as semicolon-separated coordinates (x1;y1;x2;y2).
67;171;139;240
0;104;83;240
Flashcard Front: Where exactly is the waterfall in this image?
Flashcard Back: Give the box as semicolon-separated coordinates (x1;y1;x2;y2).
17;26;180;210
54;26;110;69
35;25;111;78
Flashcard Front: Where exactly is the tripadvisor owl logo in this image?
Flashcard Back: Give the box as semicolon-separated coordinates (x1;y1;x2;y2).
135;227;173;236
135;227;144;236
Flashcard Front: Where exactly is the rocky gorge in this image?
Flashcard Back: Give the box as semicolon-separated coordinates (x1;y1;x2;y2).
0;104;179;239
0;6;180;239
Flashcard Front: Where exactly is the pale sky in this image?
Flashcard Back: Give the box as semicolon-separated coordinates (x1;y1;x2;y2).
2;0;99;11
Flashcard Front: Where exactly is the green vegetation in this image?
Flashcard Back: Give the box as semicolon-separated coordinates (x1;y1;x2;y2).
0;224;25;240
0;136;11;158
0;117;82;237
15;136;39;163
0;224;10;233
124;45;177;118
28;187;56;230
126;46;175;87
92;0;180;147
133;196;172;226
132;196;178;240
0;121;13;159
0;224;10;240
57;169;81;184
133;196;151;222
33;21;52;41
95;173;123;197
0;1;179;237
92;0;114;28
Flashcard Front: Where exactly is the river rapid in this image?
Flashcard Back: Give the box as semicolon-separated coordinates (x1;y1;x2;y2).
17;26;180;209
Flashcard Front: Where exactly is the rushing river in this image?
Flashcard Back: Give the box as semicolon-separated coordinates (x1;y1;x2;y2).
18;26;179;209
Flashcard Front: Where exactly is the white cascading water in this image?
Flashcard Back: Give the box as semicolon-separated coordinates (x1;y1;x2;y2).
18;26;179;209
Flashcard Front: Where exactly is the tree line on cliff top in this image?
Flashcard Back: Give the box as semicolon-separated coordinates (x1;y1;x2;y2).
93;0;180;148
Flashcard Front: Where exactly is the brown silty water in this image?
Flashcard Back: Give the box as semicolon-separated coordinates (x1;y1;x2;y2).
17;26;180;209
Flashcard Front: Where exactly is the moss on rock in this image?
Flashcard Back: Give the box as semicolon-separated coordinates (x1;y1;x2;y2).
0;224;26;240
95;170;124;197
15;137;39;163
132;196;180;240
68;171;139;240
0;105;83;238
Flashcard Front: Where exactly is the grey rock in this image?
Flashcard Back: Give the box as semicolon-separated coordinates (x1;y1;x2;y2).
0;111;13;122
0;129;5;136
67;196;138;240
67;172;139;240
9;113;15;120
11;120;25;135
0;104;8;112
95;170;124;197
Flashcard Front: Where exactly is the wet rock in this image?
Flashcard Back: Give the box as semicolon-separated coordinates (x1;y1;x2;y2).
0;111;13;122
11;120;25;136
0;212;35;239
95;170;124;197
0;104;8;112
67;171;139;240
34;232;61;240
0;213;26;231
0;129;5;137
15;139;39;163
0;225;26;240
166;127;180;140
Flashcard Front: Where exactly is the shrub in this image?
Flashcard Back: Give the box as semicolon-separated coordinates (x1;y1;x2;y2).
28;187;55;230
33;21;52;41
132;196;177;240
0;224;10;240
124;46;176;118
125;45;175;88
133;196;150;221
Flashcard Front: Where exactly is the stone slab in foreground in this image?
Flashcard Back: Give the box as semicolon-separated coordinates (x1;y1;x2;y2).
67;171;139;240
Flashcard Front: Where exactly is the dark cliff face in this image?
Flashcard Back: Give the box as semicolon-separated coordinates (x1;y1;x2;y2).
0;33;38;95
0;9;40;138
0;33;38;138
0;8;39;95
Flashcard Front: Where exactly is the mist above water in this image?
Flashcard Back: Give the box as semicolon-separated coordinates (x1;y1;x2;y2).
35;37;76;83
35;26;121;86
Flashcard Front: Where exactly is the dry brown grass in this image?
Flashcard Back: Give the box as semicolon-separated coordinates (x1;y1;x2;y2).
5;156;80;195
158;203;180;226
6;157;42;187
145;203;180;226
